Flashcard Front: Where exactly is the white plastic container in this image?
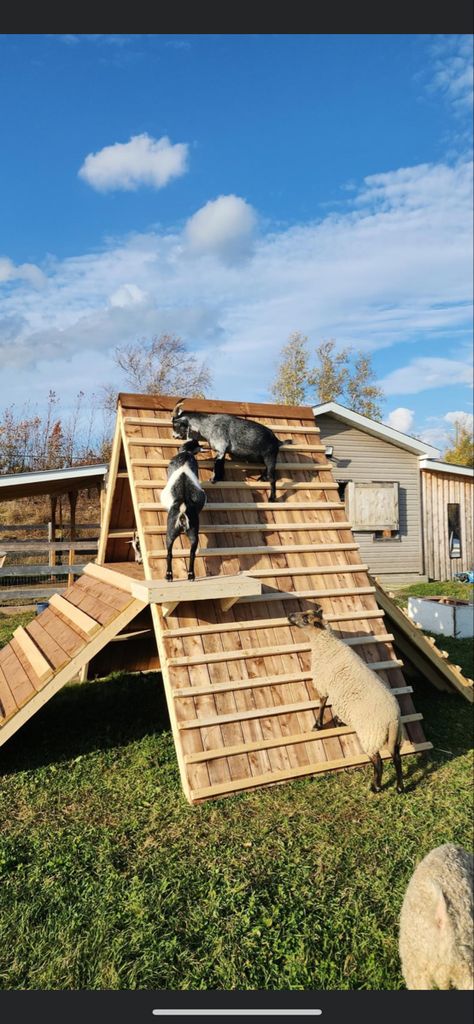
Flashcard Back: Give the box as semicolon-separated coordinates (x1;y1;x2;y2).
407;596;474;638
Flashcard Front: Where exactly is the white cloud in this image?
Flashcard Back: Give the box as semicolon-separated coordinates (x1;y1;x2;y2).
185;194;256;262
379;356;473;396
384;407;415;433
0;159;472;409
0;256;45;288
428;36;474;114
109;283;147;308
78;133;189;192
444;409;474;429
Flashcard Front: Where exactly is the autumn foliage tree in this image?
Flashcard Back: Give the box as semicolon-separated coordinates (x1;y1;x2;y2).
103;333;212;410
271;334;384;420
0;391;108;473
443;416;474;468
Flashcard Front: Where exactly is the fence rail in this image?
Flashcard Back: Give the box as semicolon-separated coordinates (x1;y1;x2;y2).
0;534;98;605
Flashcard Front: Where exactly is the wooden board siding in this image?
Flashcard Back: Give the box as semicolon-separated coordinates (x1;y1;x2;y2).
421;469;474;580
105;394;429;804
316;414;424;582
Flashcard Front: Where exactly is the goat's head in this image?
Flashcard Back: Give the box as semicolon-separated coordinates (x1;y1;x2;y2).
287;606;325;631
179;439;206;456
171;398;189;439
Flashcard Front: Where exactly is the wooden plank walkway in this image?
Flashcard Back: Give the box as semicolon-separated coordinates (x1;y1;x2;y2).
0;573;146;747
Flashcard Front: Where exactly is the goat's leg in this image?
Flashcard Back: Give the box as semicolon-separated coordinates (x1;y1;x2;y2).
211;451;227;484
313;694;328;730
187;524;199;581
260;451;278;501
165;506;181;581
369;752;383;793
392;742;404;794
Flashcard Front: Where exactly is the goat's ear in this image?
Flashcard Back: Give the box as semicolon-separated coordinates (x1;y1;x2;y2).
171;398;185;418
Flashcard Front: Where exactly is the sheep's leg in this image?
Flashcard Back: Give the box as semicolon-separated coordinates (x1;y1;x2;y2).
392;742;404;794
187;524;199;581
211;451;227;484
313;695;328;730
369;752;383;793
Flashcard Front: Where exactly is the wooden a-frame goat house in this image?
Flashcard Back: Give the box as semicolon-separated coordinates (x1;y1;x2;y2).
0;395;431;802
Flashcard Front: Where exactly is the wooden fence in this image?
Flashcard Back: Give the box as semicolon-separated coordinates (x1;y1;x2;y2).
0;536;99;603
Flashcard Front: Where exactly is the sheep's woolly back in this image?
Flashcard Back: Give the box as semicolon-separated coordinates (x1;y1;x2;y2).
399;844;474;990
306;626;401;757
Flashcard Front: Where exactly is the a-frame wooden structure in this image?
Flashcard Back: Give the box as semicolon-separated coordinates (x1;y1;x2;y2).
0;394;431;802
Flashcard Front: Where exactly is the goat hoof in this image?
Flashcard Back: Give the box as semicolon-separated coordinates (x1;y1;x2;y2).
187;573;195;581
370;784;382;794
313;721;324;731
397;785;405;795
165;572;173;582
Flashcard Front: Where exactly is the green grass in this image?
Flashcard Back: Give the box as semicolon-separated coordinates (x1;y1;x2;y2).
0;615;472;990
390;580;474;609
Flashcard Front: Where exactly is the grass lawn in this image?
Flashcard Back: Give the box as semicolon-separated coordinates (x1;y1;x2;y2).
0;610;472;990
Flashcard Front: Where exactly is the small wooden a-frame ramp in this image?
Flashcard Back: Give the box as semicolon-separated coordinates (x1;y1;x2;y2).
0;394;431;802
372;578;473;703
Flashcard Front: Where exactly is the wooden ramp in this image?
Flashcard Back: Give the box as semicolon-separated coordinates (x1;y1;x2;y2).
372;578;473;703
0;572;146;747
93;394;431;803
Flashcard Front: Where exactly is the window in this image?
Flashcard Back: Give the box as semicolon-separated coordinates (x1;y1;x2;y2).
447;503;462;558
374;529;400;542
346;481;399;531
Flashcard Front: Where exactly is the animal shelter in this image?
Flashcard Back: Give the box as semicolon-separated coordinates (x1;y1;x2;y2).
0;394;432;803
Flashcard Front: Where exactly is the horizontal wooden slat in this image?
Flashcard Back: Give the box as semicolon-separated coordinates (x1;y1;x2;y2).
146;542;359;556
48;593;101;638
184;713;423;763
12;626;52;683
0;541;97;553
137;518;351;532
127;438;326;452
164;613;390;639
124;417;321;435
0;564;86;578
173;675;409;699
170;641;402;667
189;742;433;797
237;586;376;604
82;563;135;594
119;393;316;418
178;699;322;729
138;481;340;494
246;565;369;579
131;462;332;474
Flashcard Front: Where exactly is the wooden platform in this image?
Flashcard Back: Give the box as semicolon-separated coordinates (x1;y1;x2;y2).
92;394;430;803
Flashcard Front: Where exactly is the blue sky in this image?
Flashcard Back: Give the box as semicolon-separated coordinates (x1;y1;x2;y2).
0;33;472;451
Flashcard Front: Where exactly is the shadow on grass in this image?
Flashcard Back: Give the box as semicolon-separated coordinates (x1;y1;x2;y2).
0;671;171;775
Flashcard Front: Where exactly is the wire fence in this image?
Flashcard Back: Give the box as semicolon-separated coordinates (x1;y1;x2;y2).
0;525;99;605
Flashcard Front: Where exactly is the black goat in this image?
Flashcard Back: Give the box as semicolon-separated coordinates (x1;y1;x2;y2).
160;439;207;581
170;400;292;502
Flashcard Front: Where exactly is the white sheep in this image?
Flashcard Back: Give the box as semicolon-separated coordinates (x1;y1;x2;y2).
399;843;474;989
287;606;404;793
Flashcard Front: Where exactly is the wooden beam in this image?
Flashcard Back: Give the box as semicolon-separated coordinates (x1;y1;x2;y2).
12;626;53;684
173;676;410;698
178;699;322;730
48;593;101;638
219;596;241;611
131;462;333;473
131;572;262;605
83;562;134;594
241;585;376;604
127;438;326;453
246;565;369;579
189;742;433;799
137;480;340;492
147;542;359;556
161;602;180;618
118;393;317;418
124;417;321;435
137;520;352;536
184;713;423;763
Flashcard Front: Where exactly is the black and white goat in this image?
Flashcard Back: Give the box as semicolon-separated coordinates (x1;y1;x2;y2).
170;400;292;502
160;439;207;581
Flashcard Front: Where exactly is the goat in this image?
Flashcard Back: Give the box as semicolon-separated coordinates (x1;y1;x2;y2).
128;530;142;564
170;399;293;503
160;439;207;581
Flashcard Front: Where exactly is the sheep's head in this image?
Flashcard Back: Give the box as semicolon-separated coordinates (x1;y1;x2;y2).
171;399;189;439
288;606;325;630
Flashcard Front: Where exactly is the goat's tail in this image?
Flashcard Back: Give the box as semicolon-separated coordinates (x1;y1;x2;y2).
386;717;402;756
175;505;190;532
278;438;293;447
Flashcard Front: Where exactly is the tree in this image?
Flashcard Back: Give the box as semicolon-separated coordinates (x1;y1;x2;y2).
443;416;474;468
308;339;384;420
271;331;310;405
345;353;384;421
307;339;351;405
107;333;212;408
